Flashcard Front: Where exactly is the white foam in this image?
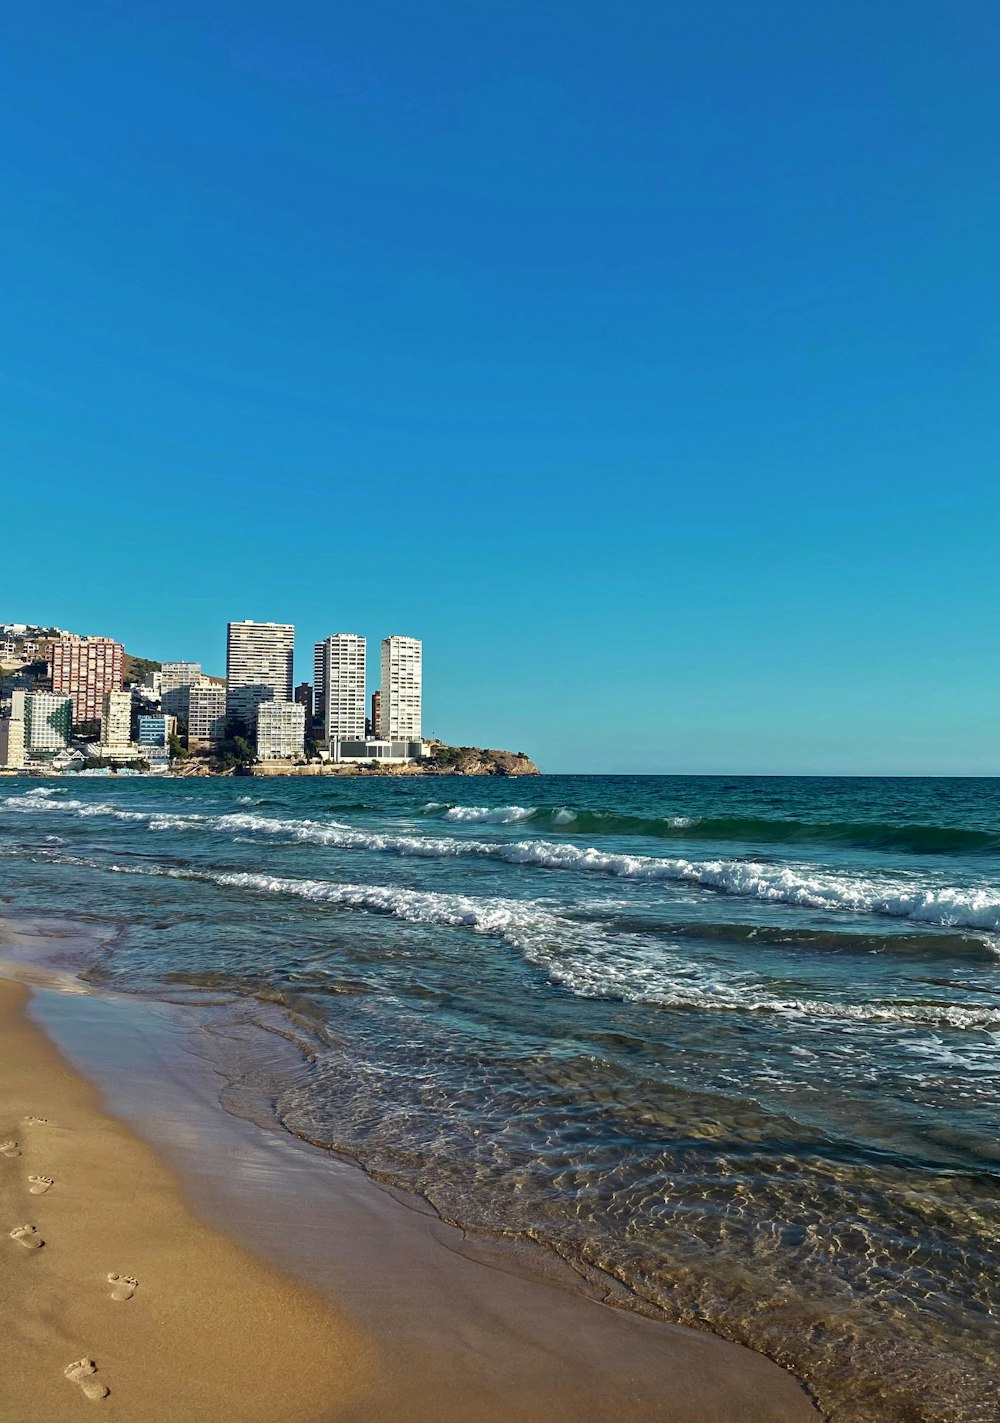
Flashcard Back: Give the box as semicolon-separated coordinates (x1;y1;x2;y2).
521;934;1000;1030
2;791;86;811
100;856;1000;1029
209;871;575;954
442;805;537;824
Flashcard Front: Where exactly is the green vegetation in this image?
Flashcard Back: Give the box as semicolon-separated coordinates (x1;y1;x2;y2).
212;734;256;772
123;654;161;684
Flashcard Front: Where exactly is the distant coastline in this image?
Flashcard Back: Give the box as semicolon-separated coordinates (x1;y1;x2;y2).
0;743;540;779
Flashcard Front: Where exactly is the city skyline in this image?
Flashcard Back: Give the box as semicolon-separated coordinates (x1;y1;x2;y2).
0;618;431;769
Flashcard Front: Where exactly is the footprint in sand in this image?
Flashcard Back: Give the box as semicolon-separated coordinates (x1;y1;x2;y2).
0;1141;20;1158
64;1359;109;1401
9;1224;43;1249
23;1115;51;1126
107;1272;138;1301
28;1175;54;1195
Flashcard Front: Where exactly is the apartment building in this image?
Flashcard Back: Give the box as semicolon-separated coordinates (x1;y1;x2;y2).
314;634;366;743
0;716;26;768
137;714;176;749
188;681;227;747
21;691;73;754
379;636;422;741
101;689;134;748
255;700;306;760
226;621;294;732
51;636;124;726
160;662;202;719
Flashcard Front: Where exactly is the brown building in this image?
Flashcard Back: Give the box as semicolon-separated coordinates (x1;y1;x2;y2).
295;681;313;724
51;637;125;726
368;690;381;739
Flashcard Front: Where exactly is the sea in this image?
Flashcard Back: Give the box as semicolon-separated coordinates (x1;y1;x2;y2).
1;774;997;1423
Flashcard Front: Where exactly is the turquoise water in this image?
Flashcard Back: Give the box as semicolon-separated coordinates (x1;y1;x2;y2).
2;774;998;1422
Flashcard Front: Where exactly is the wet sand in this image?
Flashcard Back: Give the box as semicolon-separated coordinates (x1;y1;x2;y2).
0;977;373;1422
0;921;822;1423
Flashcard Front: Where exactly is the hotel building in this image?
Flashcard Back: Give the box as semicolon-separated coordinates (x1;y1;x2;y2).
225;621;294;732
188;681;227;747
380;636;422;741
160;662;202;719
314;634;366;743
51;636;124;726
256;701;306;760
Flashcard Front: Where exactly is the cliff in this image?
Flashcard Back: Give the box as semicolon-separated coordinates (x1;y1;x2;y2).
421;743;539;776
248;745;539;778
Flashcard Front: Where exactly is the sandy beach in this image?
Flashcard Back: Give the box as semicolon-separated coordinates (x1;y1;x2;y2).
0;921;822;1423
0;976;374;1422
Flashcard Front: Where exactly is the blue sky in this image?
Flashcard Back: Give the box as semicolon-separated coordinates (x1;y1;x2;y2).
2;2;997;773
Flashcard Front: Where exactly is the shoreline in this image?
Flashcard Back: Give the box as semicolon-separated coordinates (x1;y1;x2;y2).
0;973;373;1422
0;913;822;1423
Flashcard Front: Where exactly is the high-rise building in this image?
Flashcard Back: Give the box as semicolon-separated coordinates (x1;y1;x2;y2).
380;636;422;741
0;716;26;768
295;682;313;725
225;621;294;732
369;690;381;739
51;637;124;726
188;681;227;747
256;701;306;760
22;692;72;753
101;689;134;748
160;662;202;719
314;635;366;743
313;643;326;730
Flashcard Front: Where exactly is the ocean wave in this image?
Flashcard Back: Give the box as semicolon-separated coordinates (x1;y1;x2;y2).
101;860;572;954
438;804;537;824
528;940;1000;1030
218;815;1000;934
569;915;1000;963
97;856;1000;1029
2;791;88;811
6;796;1000;936
420;802;1000;854
8;787;999;854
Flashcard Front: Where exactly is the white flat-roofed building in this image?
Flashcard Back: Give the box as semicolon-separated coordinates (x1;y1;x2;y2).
101;689;134;748
380;636;422;741
315;634;366;744
23;692;73;753
188;681;227;747
226;621;294;733
332;738;422;764
160;662;201;719
256;701;305;760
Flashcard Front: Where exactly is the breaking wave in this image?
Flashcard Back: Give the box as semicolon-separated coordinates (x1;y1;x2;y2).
421;802;1000;854
5;793;1000;937
94;858;1000;1028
